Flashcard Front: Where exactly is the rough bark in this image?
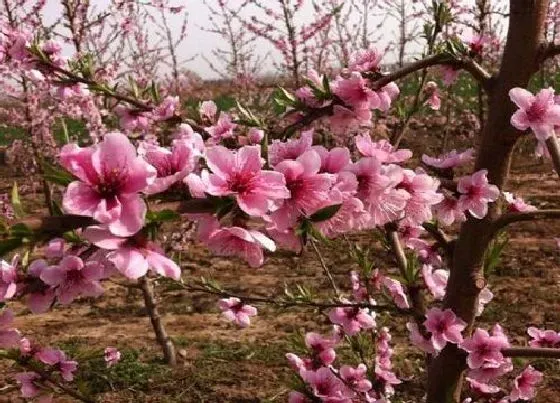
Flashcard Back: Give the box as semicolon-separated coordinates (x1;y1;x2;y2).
426;1;549;402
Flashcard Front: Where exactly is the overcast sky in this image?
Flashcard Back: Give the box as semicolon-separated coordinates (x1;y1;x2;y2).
39;0;503;79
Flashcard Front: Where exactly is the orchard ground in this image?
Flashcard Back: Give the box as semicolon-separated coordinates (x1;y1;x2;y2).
0;114;559;402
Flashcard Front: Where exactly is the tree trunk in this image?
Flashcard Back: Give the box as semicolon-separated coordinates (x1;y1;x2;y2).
426;1;549;402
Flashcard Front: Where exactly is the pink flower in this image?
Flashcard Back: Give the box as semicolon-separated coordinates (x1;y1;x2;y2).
315;173;370;238
434;196;466;226
466;377;501;395
304;332;337;365
199;100;218;121
332;72;379;111
527;326;560;348
39;255;105;305
406;322;435;354
398;169;443;225
422;148;475;169
510;365;543;401
288;391;310;403
348;47;383;72
15;372;41;398
84;226;181;280
269;150;334;230
424;308;466;351
328;105;372;135
312;146;351;174
355;134;412;163
0;255;18;301
25;259;56;314
303;367;354;401
247;127;264;144
510;87;560;141
269;129;313;166
207;227;276;268
424;81;441;110
465;32;490;55
60;132;156;237
35;348;78;381
376;82;400;111
382;277;410;309
153;96;179;121
140;139;197;194
340;363;372;392
503;192;537;213
461;326;510;369
347;157;409;226
328;303;376;336
207;113;237;141
476;287;494;316
457;169;500;219
104;347;121;368
468;358;513;384
441;65;460;86
0;309;21;348
202;145;289;217
422;264;448;300
45;238;65;259
115;106;151;131
218;297;257;327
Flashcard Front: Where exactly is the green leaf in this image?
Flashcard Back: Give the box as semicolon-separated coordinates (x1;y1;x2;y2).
214;95;237;112
59;118;70;145
11;182;25;219
146;209;180;223
10;223;33;238
0;237;23;257
309;204;342;222
41;161;76;186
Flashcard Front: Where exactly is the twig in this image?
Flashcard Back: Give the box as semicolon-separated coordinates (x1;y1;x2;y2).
180;282;403;313
310;238;340;297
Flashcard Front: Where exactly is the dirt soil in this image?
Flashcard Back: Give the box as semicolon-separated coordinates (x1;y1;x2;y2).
1;132;559;403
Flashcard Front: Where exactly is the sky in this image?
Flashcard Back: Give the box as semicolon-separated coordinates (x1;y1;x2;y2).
38;0;505;79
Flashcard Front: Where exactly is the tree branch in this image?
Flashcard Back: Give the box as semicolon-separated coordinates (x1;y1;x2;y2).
279;53;493;137
546;135;560;177
492;209;560;233
503;347;560;359
422;222;454;257
538;41;560;63
180;282;405;313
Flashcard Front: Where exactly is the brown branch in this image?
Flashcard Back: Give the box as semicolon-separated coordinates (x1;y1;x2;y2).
139;276;176;366
503;347;560;359
538;41;560;63
492;209;560;233
20;199;216;236
181;282;405;313
546;135;560;177
422;222;454;257
373;55;493;91
280;53;492;138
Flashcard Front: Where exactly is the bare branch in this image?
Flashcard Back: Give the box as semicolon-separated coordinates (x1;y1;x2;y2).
503;347;560;359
